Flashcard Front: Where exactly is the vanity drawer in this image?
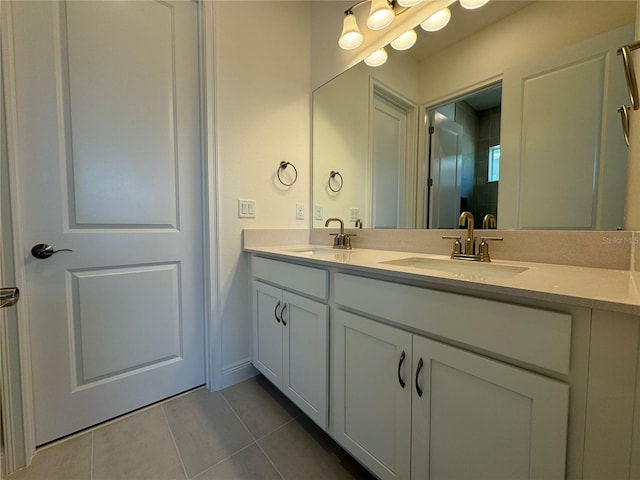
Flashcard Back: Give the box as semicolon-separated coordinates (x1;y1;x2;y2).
251;256;328;301
334;272;571;374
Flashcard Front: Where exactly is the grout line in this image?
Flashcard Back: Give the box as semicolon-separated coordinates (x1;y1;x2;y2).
218;391;286;480
160;404;190;480
191;442;258;480
90;430;94;480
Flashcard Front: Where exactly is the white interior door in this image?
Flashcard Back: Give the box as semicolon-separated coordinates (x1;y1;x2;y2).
371;92;408;229
429;112;463;228
7;0;205;445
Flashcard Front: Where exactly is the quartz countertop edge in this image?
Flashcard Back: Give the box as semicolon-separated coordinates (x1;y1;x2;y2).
245;245;640;316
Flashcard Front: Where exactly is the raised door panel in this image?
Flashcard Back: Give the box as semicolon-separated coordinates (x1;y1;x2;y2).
281;291;329;430
65;1;178;227
333;309;411;480
252;281;283;388
411;335;569;479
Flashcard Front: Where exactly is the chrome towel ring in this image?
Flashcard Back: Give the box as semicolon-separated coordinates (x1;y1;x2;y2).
618;105;631;146
277;161;298;186
328;171;343;192
618;42;640;111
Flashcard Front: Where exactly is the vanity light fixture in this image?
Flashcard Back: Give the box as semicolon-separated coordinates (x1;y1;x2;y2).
339;11;364;49
364;47;389;66
367;0;396;30
459;0;490;9
420;7;451;32
390;29;417;50
338;0;490;63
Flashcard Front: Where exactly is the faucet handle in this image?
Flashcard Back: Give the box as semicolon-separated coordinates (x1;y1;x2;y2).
478;236;503;262
344;233;356;249
442;235;462;257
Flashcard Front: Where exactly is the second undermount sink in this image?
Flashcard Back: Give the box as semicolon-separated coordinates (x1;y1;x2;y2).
286;247;352;256
380;257;528;278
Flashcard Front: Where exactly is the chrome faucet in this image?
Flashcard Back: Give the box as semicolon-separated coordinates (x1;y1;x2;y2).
325;217;355;249
459;211;475;256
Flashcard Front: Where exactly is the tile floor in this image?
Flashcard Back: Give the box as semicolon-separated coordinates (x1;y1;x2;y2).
7;375;374;480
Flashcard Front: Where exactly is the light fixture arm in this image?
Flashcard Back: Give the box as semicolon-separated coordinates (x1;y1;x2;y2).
344;0;400;16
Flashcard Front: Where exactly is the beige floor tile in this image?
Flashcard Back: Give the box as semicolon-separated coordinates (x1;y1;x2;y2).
163;389;253;479
193;444;282;480
259;416;375;480
220;375;301;439
7;433;92;480
92;406;186;480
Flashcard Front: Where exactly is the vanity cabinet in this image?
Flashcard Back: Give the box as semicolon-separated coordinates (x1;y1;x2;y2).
333;309;569;480
332;273;570;480
251;257;329;429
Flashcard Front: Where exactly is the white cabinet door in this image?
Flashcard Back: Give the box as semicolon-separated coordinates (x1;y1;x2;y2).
252;281;284;387
282;291;329;429
333;310;412;480
411;335;569;479
252;281;329;429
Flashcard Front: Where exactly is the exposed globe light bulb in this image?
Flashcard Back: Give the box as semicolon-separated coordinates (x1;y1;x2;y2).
390;29;417;51
364;48;388;67
367;0;395;30
420;7;451;32
338;13;364;50
459;0;490;9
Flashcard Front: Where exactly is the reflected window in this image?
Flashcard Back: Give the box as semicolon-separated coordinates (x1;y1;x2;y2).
488;144;500;182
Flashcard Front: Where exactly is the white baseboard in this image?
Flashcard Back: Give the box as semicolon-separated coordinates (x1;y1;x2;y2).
220;358;258;389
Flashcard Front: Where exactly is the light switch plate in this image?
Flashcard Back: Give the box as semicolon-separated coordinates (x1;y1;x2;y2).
349;207;359;221
238;199;256;218
296;203;304;220
315;205;324;221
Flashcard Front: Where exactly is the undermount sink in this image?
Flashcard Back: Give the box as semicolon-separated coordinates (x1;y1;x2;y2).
380;257;528;278
286;247;351;256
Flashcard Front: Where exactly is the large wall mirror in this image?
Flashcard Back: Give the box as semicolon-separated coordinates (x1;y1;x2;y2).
313;0;636;230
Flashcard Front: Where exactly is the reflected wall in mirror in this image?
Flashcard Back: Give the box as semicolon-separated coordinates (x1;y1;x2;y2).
312;0;635;230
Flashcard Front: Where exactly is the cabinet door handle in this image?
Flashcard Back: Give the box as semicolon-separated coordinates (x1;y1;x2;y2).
398;350;406;388
415;357;424;397
274;301;281;323
280;303;287;326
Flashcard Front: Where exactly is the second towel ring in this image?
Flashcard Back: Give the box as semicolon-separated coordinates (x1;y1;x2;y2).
328;171;343;192
277;161;297;186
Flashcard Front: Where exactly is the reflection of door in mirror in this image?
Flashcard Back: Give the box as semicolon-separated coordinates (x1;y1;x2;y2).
501;25;631;230
371;90;412;228
427;85;501;229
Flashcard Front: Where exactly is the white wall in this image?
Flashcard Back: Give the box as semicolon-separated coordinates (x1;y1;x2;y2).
214;1;311;386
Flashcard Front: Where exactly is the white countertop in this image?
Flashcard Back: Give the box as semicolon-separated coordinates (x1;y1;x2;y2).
245;244;640;315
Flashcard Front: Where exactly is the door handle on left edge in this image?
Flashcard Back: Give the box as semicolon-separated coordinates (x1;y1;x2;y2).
0;287;19;308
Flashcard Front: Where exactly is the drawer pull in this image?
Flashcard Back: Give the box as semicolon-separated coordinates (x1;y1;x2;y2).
398;350;406;388
281;303;288;326
415;357;424;397
274;301;281;323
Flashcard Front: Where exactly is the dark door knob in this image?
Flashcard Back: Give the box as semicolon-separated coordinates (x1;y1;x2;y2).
31;244;73;259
